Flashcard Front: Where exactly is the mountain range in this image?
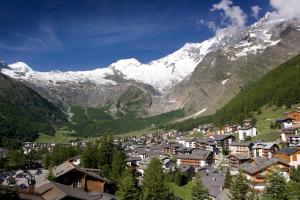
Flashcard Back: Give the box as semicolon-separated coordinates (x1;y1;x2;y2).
2;12;300;120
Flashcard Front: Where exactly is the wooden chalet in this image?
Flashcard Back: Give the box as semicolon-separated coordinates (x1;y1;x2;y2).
228;154;251;168
239;157;291;192
273;147;300;169
176;150;214;169
53;161;112;193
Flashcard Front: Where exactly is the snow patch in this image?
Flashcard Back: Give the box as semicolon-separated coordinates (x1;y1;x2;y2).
222;79;229;85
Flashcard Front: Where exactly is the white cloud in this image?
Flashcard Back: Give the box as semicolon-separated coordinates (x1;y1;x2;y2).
270;0;300;19
211;0;247;27
251;5;261;19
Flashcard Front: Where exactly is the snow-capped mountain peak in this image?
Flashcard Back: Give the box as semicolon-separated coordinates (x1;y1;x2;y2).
1;14;299;93
9;62;33;73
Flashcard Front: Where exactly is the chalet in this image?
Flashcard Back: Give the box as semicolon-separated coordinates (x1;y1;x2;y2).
161;143;182;155
275;118;293;129
238;126;257;141
284;110;300;122
239;157;291;192
135;148;148;159
281;127;298;142
177;165;195;177
0;147;8;158
35;181;116;200
176;150;214;169
53;161;111;193
178;137;196;148
124;156;141;167
199;167;228;200
228;155;251;169
223;124;238;135
229;142;253;157
252;142;279;158
195;138;219;156
208;135;235;150
175;147;193;154
287;135;300;147
273;147;300;169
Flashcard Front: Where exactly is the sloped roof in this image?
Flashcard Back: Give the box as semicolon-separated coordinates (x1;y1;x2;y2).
239;157;290;175
230;142;252;147
209;135;234;141
177;164;195;173
53;161;110;183
36;181;116;200
252;142;278;150
277;147;300;155
177;150;212;160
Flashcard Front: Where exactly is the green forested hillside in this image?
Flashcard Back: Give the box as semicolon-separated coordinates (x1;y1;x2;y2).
165;53;300;131
68;106;185;137
0;73;67;148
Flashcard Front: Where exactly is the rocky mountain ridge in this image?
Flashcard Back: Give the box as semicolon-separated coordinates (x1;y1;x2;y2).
2;12;300;118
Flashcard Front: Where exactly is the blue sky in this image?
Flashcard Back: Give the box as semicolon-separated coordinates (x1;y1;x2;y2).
0;0;272;71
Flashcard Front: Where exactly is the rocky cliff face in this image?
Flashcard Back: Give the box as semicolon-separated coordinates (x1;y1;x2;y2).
2;13;300;118
170;15;300;117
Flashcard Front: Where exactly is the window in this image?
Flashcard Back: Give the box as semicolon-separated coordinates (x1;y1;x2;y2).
74;180;81;188
292;154;297;161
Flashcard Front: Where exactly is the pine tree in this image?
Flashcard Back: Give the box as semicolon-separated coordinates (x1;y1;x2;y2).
97;136;114;176
223;168;232;189
116;169;140;200
191;173;210;200
141;157;174;200
230;172;250;200
174;171;184;186
110;149;125;185
80;143;98;168
262;168;289;200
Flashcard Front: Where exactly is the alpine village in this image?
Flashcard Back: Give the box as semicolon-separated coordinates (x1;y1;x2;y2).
1;0;300;200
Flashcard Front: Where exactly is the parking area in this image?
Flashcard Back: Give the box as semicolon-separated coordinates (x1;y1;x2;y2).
0;169;49;188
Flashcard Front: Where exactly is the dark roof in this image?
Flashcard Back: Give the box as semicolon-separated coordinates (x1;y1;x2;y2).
53;161;110;183
239;126;254;130
277;147;300;155
195;138;216;146
230;142;252;147
239;157;290;175
149;144;161;150
146;150;162;157
177;164;195;173
36;181;116;200
136;148;147;155
177;150;212;160
228;154;251;161
199;167;225;198
209;135;235;141
252;142;278;150
275;118;292;122
176;147;193;152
